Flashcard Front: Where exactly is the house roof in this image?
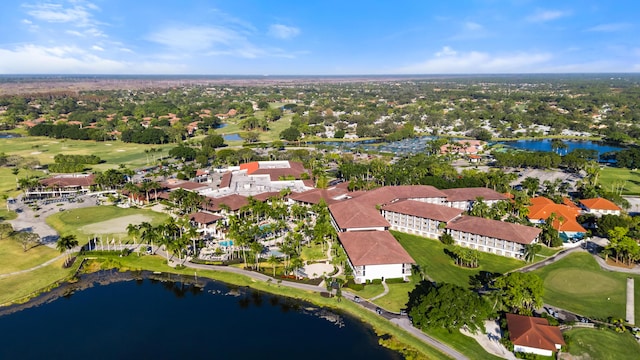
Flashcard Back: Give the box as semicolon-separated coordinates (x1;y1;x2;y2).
219;172;232;188
354;185;447;207
40;174;95;188
239;160;309;181
202;194;249;212
329;200;390;230
446;215;541;244
506;313;565;352
189;211;222;225
164;180;208;191
381;200;463;222
442;187;508;202
288;182;351;205
579;198;622;211
338;230;415;266
251;191;281;202
527;197;585;234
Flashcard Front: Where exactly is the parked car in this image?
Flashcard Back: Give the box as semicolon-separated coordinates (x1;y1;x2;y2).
375;307;383;315
353;296;360;303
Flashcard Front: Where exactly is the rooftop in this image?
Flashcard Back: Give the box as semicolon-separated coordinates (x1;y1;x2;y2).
338;231;415;266
446;215;541;244
506;313;565;352
381;200;463;222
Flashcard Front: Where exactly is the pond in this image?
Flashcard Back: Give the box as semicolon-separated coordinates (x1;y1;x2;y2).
0;271;401;360
497;139;623;156
223;133;243;141
0;133;21;138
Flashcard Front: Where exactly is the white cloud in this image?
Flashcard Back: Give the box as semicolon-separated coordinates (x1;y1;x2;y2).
268;24;300;39
526;9;570;23
24;2;93;26
91;45;104;51
147;26;242;52
66;30;84;37
398;46;552;73
21;19;32;25
586;23;632;32
0;44;184;74
464;22;483;31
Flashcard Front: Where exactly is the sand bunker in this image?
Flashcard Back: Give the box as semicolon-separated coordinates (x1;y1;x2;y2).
116;149;126;152
80;214;153;234
30;151;42;155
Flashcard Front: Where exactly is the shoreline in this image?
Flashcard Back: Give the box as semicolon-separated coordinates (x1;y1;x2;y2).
1;254;457;360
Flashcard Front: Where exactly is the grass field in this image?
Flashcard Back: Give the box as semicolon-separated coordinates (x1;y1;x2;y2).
394;231;525;288
0;258;74;306
46;206;168;243
532;252;640;323
0;136;173;172
564;327;640;360
0;236;59;274
599;167;640;195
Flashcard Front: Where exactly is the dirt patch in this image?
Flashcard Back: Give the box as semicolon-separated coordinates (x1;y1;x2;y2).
80;214;153;235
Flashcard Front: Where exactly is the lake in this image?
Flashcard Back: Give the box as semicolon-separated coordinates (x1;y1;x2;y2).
223;133;243;141
0;133;21;138
498;139;623;156
0;271;401;360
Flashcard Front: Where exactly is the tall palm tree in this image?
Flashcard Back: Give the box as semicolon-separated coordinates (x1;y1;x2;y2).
267;255;280;277
524;243;541;263
126;223;140;245
56;234;79;263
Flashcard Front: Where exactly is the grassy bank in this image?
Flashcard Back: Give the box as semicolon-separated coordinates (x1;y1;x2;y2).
532;252;640;324
0;258;76;306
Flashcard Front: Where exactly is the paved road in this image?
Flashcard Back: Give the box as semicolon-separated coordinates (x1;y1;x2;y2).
628;278;635;325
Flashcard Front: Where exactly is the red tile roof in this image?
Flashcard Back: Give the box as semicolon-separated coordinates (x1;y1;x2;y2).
579;198;622;211
381;200;463;222
527;197;585;233
442;187;508;202
329;200;390;230
219;172;232;188
446;215;541;244
506;313;565;352
251;191;281;202
288;183;351;205
40;174;95;187
189;211;222;225
203;194;249;212
354;185;447;207
338;231;415;266
164;181;208;191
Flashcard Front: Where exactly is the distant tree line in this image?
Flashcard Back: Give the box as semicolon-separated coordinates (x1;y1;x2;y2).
121;128;169;144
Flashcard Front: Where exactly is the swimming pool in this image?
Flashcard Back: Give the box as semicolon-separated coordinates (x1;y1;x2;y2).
219;240;234;247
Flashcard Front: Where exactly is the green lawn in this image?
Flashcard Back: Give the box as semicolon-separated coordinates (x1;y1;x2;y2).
427;328;503;360
0;258;74;306
532;252;640;323
46;206;168;244
0;236;59;273
564;328;640;360
373;276;420;312
394;231;525;288
300;243;327;262
0;136;172;173
599;167;640;196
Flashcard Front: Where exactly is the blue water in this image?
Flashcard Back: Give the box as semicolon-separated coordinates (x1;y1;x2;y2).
223;133;243;141
0;273;400;360
219;240;234;247
498;139;623;156
0;133;21;138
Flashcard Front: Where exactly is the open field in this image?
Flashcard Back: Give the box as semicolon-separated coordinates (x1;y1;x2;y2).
46;206;168;243
0;136;173;172
599;167;640;196
394;231;525;288
532;252;640;323
563;327;640;360
0;236;59;274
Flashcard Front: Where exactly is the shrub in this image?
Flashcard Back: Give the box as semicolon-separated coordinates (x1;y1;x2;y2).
345;279;364;291
385;277;405;284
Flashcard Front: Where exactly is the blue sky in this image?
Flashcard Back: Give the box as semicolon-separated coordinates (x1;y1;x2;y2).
0;0;638;74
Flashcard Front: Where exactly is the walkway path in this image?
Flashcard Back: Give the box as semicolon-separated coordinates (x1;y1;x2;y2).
628;278;635;325
370;281;389;301
0;252;67;279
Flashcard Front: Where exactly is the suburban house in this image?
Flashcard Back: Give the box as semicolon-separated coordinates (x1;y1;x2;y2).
579;197;622;216
445;216;541;258
441;187;508;210
527;197;586;241
329;200;391;232
439;139;486;155
381;200;463;239
26;173;95;199
506;313;565;357
338;230;414;283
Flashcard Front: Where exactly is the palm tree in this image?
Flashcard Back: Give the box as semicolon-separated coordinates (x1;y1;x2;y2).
126;223;140;246
267;255;280;277
56;234;79;265
524;243;541;263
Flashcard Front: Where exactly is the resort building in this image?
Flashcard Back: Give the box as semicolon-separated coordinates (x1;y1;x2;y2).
445;216;541;258
26;173;95;199
579;197;622;216
527;197;586;241
381;200;463;239
441;187;508;211
189;211;222;235
338;231;415;283
506;313;565;357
